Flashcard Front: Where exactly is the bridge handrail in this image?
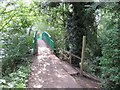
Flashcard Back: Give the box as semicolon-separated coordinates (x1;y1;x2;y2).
33;31;38;54
42;31;54;50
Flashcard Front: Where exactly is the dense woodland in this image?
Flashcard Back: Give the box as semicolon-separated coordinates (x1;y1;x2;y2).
0;0;120;89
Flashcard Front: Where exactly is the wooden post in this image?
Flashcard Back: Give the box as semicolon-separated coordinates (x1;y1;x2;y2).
69;50;72;64
80;36;86;76
61;49;64;60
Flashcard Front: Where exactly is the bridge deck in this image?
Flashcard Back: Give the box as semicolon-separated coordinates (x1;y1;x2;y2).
27;40;81;88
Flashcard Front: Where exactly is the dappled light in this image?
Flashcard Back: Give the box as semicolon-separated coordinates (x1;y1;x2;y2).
28;39;100;88
28;40;81;88
1;1;119;89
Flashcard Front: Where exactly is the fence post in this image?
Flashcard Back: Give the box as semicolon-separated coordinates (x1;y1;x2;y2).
80;36;86;76
69;50;72;64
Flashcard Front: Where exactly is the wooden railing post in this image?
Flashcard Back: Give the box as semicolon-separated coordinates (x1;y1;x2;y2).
80;36;86;76
69;50;72;64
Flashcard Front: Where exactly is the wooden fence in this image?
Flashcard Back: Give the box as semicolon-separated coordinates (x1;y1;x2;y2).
58;36;86;76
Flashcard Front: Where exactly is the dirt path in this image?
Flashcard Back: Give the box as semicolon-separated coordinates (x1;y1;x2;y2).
27;40;81;88
27;40;100;88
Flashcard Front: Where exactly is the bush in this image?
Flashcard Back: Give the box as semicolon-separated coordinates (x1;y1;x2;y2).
1;65;31;88
99;29;120;89
2;33;33;75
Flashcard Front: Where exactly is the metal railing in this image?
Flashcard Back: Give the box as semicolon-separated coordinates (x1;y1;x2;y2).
33;31;38;54
42;31;54;50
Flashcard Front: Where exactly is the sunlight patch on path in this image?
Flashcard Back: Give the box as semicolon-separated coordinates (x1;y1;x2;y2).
28;40;81;88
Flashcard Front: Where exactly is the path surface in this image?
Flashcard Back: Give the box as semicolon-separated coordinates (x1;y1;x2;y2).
27;40;81;88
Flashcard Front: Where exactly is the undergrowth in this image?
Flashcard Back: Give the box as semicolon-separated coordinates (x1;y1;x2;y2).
1;60;31;88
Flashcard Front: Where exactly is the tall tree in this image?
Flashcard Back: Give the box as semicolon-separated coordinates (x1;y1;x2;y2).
65;2;97;66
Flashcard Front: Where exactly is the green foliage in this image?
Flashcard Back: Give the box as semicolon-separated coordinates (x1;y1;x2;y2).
1;65;31;88
0;1;120;89
2;34;33;75
37;2;68;51
0;1;38;88
65;2;98;67
0;1;35;32
99;29;120;89
0;0;36;75
83;57;101;76
98;3;120;89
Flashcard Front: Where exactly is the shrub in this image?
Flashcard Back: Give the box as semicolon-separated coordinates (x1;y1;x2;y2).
100;29;120;89
1;65;31;88
2;33;33;75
